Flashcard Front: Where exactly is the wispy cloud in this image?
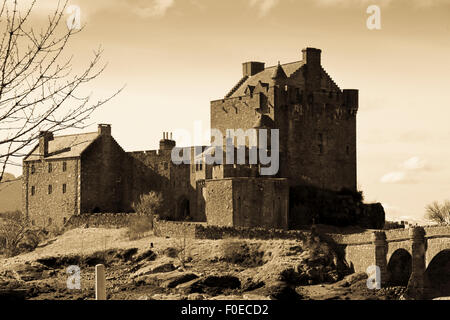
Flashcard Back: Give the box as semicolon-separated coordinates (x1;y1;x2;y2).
380;156;430;184
380;171;407;184
128;0;175;18
400;156;428;171
249;0;280;17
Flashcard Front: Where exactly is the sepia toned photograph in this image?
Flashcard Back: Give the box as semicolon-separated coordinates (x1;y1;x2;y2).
0;0;449;312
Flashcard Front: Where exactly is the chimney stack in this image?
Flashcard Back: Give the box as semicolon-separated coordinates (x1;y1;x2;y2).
302;47;321;67
98;124;111;136
159;131;176;151
39;131;54;158
242;61;265;77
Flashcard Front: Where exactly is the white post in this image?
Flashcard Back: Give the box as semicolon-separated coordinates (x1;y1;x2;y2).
95;264;106;300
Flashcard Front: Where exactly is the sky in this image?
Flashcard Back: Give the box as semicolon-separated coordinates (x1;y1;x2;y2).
5;0;450;223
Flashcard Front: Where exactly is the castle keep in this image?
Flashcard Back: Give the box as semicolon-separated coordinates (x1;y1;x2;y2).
23;48;379;230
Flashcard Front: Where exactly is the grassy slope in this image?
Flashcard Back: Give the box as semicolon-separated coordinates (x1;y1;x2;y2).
0;173;21;213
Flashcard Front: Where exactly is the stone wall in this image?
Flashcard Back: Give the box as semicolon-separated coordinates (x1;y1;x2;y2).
153;218;201;239
204;177;289;229
65;212;139;229
153;217;308;240
80;135;130;213
22;158;80;228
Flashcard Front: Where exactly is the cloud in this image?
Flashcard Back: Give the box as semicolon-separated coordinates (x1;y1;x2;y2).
400;156;428;171
380;171;407;183
128;0;175;18
380;156;430;184
249;0;280;17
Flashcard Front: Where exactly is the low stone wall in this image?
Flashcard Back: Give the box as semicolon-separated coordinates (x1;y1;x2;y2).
153;218;200;239
153;218;309;240
194;224;308;240
65;212;139;229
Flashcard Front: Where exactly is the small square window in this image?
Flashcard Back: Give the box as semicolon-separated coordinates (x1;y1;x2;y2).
318;144;323;154
48;184;52;194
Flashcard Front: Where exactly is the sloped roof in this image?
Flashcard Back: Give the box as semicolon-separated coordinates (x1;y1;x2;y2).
271;63;287;80
24;132;99;161
229;60;304;98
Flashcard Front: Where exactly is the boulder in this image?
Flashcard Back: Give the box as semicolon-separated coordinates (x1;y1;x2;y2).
134;249;157;262
131;262;176;278
161;273;199;289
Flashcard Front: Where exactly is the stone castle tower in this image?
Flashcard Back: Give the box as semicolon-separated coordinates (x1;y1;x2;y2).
211;47;358;191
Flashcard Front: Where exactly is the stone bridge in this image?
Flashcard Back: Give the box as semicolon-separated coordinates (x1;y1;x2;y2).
332;225;450;299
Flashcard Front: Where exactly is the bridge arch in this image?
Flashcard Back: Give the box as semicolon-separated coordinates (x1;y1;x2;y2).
424;249;450;299
387;248;412;286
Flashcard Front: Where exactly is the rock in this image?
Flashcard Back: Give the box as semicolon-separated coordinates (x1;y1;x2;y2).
152;293;185;300
176;278;203;293
335;272;368;288
266;281;303;300
242;280;265;292
131;262;176;278
201;275;241;290
152;263;176;273
187;293;204;300
114;248;138;261
134;249;157;262
243;294;270;300
12;263;50;282
162;273;198;289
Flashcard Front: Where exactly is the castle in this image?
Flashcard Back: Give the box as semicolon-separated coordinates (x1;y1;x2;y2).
22;48;376;230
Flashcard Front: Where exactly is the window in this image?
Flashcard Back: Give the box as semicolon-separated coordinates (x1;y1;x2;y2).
318;144;323;154
31;164;35;174
48;184;52;194
62;184;67;194
48;163;52;173
31;186;35;196
62;161;67;172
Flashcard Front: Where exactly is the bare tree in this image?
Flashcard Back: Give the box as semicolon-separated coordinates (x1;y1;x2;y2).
425;200;450;224
0;0;121;181
0;210;33;256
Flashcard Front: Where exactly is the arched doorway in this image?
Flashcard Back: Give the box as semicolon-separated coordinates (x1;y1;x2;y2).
387;249;412;286
424;249;450;299
178;197;190;220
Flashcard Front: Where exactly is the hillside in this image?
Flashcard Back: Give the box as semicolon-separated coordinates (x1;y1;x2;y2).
0;227;406;300
0;173;22;213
